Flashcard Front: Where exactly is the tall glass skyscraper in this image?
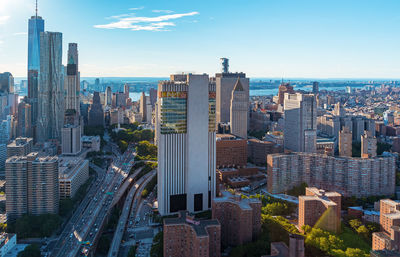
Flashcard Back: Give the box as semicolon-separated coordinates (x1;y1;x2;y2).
27;13;44;140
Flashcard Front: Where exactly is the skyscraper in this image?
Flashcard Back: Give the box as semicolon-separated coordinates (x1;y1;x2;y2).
215;72;249;125
140;92;147;122
27;6;45;140
88;92;104;126
105;86;112;106
37;32;64;143
230;78;248;139
277;82;295;105
312;81;319;94
0;72;14;94
284;93;317;153
17;100;32;138
156;74;216;215
64;43;80;115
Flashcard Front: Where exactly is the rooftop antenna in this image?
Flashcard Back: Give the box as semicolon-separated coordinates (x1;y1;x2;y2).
35;0;38;18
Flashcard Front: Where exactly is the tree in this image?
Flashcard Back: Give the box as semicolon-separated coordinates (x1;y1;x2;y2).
349;219;362;230
356;225;369;240
17;244;41;257
150;231;163;257
136;141;157;158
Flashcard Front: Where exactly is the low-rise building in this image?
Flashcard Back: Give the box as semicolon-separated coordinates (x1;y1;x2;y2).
216;134;247;168
263;234;305;257
81;136;100;152
58;157;89;199
212;191;261;247
163;211;220;257
248;138;283;165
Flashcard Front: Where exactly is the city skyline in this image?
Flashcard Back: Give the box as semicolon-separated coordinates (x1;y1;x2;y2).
1;0;400;78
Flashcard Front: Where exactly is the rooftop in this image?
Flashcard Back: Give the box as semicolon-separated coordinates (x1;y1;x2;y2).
213;190;261;210
163;211;219;237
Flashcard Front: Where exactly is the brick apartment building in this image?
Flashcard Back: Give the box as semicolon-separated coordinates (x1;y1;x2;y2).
212;191;261;247
163;211;221;257
248;138;283;165
267;152;396;197
298;187;341;233
216;134;247;167
372;199;400;252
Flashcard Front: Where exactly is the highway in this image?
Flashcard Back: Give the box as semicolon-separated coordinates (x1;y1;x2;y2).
50;144;136;257
107;170;156;257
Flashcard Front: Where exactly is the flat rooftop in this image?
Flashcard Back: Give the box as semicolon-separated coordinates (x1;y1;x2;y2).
213;190;260;210
164;211;219;237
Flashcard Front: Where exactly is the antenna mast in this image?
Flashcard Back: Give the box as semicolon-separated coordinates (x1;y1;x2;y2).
35;0;38;18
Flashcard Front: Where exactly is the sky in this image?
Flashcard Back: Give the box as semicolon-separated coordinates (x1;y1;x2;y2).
1;0;400;78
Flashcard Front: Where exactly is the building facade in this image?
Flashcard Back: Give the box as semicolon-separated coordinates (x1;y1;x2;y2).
88;92;104;126
230;78;248;139
267;152;396;197
157;74;216;215
27;13;44;140
37;32;64;143
64;43;80;114
212;191;261;247
298;187;341;233
284;93;317;153
58;157;89;198
163;211;221;257
339;127;352;157
216;134;247;168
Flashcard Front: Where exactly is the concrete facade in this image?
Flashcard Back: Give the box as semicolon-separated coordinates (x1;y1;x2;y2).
157;74;216;215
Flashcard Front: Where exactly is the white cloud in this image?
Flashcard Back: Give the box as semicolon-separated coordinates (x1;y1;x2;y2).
94;11;199;31
129;7;144;11
152;10;174;14
13;32;27;36
0;16;10;25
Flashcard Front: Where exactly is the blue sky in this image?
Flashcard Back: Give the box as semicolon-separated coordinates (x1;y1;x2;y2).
1;0;400;78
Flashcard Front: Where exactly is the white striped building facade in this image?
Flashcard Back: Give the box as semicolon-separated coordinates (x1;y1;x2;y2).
157;74;216;215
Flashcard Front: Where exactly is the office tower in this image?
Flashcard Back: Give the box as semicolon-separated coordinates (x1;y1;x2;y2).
88;92;104;126
247;138;283;165
140;92;147;122
298;187;341;233
212;191;261;247
220;57;229;73
5;156;28;221
372;199;400;252
17;100;32;138
0;72;14;94
105;86;112;106
277;83;295;105
27;7;45;139
7;137;33;158
115;92;126;107
28;155;59;215
0;118;11;171
124;83;130;99
284;93;317;153
230;78;247;139
267;152;396;197
157;74;216;215
333;102;345;117
215;65;249;125
163;211;221;257
37;32;64;143
61;125;81;155
361;130;377;158
339;127;352;157
312;81;319;94
149;88;158;106
64;43;80;115
94;78;100;90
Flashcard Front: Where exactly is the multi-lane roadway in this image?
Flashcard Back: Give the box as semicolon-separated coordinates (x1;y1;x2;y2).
50;145;136;257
